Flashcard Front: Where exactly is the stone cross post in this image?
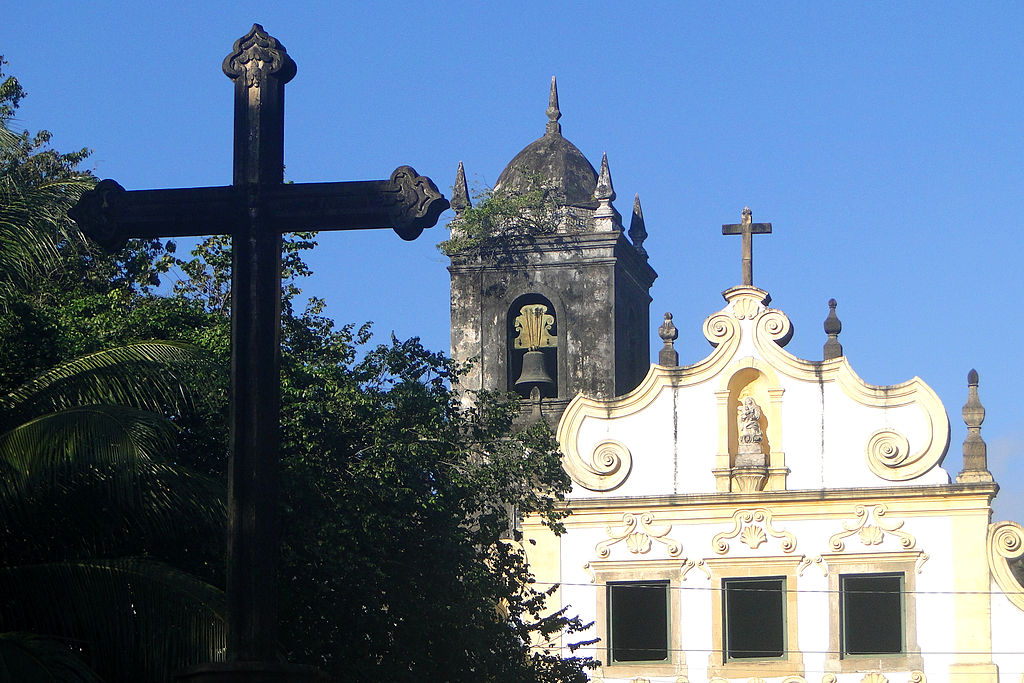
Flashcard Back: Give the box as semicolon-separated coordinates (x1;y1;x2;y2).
68;24;448;675
722;206;772;286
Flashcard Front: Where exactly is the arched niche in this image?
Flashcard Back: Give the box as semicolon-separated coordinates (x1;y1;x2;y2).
713;359;787;492
726;367;773;466
506;293;560;399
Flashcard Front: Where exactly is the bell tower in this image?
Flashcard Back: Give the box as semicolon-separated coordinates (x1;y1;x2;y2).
448;78;657;426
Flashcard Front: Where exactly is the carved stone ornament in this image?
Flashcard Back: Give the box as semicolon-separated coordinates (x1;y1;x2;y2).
382;166;450;241
861;674;888;683
732;295;762;320
909;672;926;683
561;439;632;492
712;508;796;555
829;505;916;552
222;23;297;87
596;512;682;558
658;312;679;366
987;521;1024;611
865;428;916;480
822;676;838;683
679;558;710;581
797;555;829;577
67;179;128;251
513;304;557;350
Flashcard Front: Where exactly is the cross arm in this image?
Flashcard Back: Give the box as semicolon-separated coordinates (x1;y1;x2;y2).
68;180;243;251
69;166;449;252
265;166;449;241
722;222;772;235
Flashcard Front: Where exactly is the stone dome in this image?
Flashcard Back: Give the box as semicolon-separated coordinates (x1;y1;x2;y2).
493;78;599;209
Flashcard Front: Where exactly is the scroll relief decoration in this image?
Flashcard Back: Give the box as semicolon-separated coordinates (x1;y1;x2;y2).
828;505;916;551
563;439;632;492
797;555;829;577
864;428;931;482
987;521;1024;611
712;508;796;555
596;512;682;558
702;310;741;350
680;557;711;581
755;307;795;348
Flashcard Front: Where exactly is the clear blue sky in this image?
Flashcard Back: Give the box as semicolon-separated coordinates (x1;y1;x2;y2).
5;2;1023;520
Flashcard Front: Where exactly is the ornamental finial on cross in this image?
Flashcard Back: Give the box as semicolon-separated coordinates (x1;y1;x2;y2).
722;206;772;287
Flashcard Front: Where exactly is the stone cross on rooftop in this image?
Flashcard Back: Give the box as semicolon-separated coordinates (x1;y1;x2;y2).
722;206;772;286
68;24;448;678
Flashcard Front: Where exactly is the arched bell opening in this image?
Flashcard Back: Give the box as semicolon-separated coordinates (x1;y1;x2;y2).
507;293;559;399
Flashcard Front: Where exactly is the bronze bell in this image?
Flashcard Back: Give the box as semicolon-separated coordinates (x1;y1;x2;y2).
515;350;554;388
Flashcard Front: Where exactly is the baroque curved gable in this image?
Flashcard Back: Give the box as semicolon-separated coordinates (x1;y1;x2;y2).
559;286;951;496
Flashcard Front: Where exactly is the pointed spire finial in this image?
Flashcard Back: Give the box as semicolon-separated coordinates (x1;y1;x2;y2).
658;313;679;366
545;76;562;135
451;161;470;215
593;152;619;222
957;368;994;483
629;193;648;259
594;152;615;202
823;298;843;360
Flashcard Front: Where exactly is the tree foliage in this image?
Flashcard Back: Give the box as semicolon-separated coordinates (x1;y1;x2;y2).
438;170;565;256
175;231;596;681
1;60;595;682
0;59;226;682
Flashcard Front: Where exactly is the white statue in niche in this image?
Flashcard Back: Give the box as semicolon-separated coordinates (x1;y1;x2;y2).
735;396;766;466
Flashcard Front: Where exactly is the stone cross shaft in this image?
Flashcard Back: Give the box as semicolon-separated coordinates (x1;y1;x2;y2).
68;24;448;666
722;206;772;286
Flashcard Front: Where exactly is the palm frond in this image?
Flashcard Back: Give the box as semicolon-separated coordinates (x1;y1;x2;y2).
0;404;174;492
0;174;92;286
0;405;224;559
0;632;102;683
0;559;225;682
2;341;207;425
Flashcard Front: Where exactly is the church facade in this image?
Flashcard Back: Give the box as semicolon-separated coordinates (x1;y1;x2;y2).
448;81;1024;683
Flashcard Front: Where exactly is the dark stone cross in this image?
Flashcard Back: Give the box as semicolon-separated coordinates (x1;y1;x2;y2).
68;24;448;677
722;206;772;286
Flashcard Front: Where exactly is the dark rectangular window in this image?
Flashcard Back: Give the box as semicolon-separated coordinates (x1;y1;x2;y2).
841;573;903;656
608;581;669;663
723;577;785;659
